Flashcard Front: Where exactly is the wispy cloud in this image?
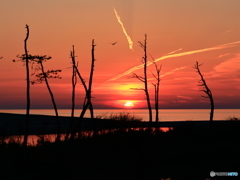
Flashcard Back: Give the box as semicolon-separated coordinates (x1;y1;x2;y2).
108;40;240;81
218;53;231;58
177;95;193;100
205;54;240;81
213;54;240;73
173;77;195;80
224;29;234;33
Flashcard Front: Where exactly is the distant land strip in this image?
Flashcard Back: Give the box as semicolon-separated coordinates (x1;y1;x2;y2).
0;113;235;135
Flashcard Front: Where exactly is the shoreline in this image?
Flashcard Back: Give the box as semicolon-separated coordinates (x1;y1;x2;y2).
0;112;235;135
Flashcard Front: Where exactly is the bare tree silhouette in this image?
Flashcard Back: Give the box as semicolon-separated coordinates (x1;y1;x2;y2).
12;25;30;146
30;55;62;141
193;61;214;123
87;39;96;119
70;40;96;139
151;60;162;130
68;48;88;139
132;34;153;126
65;45;78;141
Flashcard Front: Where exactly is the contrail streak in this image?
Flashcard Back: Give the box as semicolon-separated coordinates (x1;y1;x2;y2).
113;7;134;51
165;48;183;55
160;66;187;78
108;40;240;81
148;66;187;80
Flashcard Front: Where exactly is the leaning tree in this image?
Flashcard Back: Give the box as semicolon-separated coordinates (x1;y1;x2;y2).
30;55;62;141
193;61;214;123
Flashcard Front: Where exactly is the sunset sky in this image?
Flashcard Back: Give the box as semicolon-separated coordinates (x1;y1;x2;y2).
0;0;240;109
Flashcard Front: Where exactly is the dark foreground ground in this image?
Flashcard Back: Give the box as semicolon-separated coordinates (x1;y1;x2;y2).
0;120;240;180
0;112;234;135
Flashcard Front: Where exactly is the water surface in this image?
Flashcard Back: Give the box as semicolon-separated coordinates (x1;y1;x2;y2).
1;109;239;121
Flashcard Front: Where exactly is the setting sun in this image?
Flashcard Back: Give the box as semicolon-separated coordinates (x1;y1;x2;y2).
124;101;134;107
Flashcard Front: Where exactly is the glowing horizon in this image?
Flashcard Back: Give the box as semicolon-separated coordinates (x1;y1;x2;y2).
0;1;239;109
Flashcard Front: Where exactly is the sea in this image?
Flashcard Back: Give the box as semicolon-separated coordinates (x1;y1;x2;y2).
1;109;239;121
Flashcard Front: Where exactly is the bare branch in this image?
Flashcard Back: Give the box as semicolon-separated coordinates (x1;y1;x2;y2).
201;95;210;98
151;72;157;80
132;73;145;82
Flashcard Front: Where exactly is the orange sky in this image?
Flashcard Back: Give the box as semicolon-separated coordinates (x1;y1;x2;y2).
0;0;240;109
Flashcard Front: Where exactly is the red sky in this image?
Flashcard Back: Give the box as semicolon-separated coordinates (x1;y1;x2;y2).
0;0;240;109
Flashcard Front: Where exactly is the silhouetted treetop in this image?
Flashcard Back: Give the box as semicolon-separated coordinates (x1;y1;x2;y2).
26;55;62;84
31;70;62;84
13;54;51;61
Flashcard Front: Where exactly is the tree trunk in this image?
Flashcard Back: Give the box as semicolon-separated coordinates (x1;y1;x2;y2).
209;92;214;123
154;85;159;130
76;39;96;137
39;61;60;141
194;61;214;125
69;66;88;140
88;39;96;119
23;24;30;147
65;45;77;141
143;34;152;125
152;63;161;131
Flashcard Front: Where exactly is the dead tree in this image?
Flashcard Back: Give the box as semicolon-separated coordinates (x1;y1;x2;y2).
31;55;62;141
76;40;96;137
65;45;78;141
69;50;88;140
193;61;214;123
71;47;77;121
151;60;162;130
70;40;96;139
12;25;30;146
87;39;96;119
132;34;153;125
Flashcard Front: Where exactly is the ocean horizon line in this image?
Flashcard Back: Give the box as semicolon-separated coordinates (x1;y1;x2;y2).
1;108;240;110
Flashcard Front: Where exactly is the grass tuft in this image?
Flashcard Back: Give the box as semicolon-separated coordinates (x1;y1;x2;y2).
96;111;142;122
226;116;240;121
